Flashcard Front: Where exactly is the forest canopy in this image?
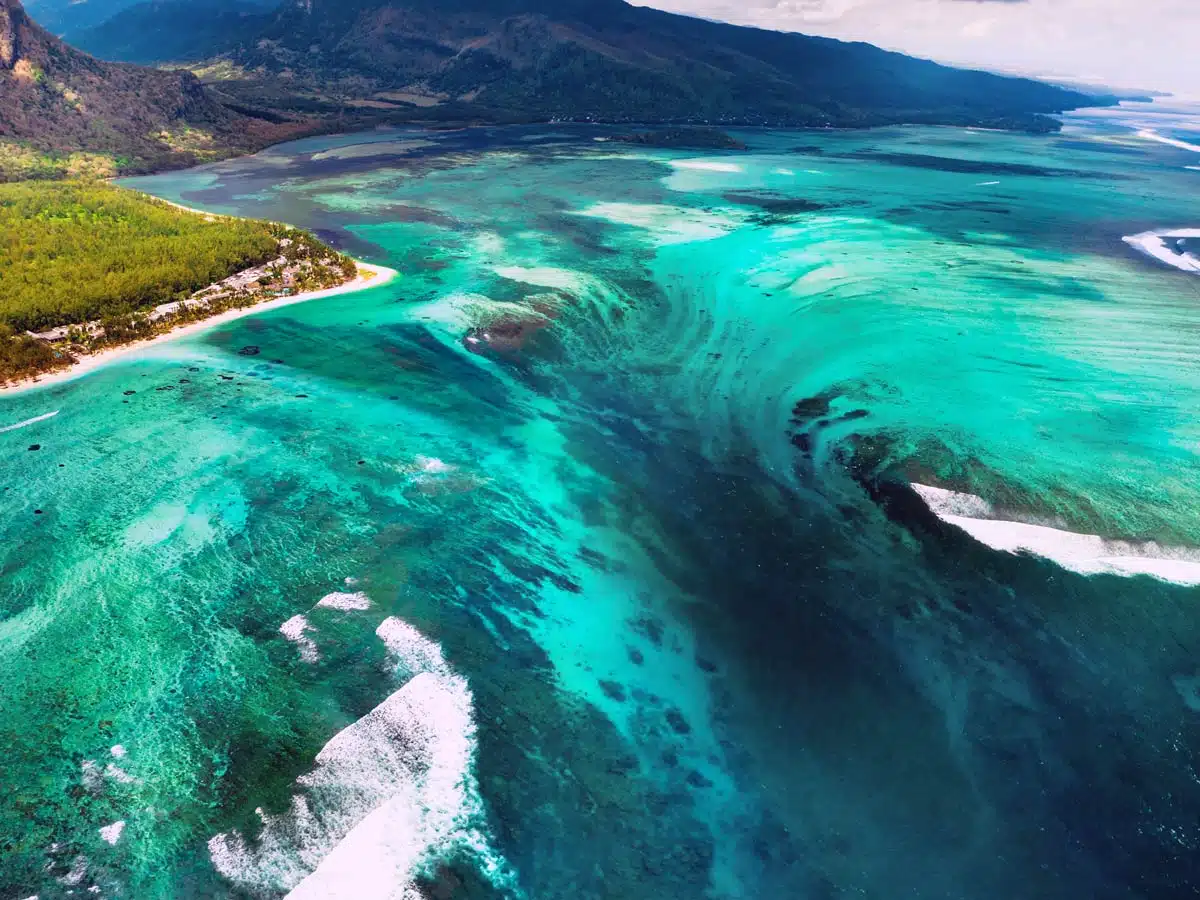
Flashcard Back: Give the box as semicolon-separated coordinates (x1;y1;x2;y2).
0;180;281;332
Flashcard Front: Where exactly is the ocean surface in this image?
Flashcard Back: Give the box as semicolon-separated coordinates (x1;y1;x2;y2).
3;102;1200;899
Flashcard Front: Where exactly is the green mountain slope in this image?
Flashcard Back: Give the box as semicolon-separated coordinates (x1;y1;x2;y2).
0;0;310;179
77;0;1105;132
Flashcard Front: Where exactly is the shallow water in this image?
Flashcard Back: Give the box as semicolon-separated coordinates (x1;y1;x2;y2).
3;105;1200;899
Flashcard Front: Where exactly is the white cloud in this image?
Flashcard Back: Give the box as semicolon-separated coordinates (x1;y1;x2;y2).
961;16;996;39
628;0;1199;94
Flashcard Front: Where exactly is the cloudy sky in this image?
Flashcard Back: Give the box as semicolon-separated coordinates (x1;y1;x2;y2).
630;0;1196;94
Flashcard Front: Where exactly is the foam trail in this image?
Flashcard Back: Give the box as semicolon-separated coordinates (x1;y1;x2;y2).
0;410;59;434
669;160;744;173
1122;228;1200;273
1136;129;1200;153
209;618;517;898
913;483;1200;586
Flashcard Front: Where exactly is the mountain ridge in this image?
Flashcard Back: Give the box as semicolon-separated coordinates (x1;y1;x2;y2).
2;0;1112;181
75;0;1107;133
0;0;316;179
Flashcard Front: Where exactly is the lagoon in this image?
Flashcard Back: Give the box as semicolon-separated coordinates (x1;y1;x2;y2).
3;106;1200;898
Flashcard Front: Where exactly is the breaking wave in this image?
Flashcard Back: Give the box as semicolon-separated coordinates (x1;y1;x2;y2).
209;618;517;898
1123;228;1200;273
913;483;1200;585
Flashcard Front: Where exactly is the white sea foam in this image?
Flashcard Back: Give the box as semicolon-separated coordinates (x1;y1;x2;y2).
81;760;103;792
414;456;452;475
490;266;627;321
316;592;372;612
669;159;743;173
375;617;452;679
1122;228;1200;273
413;292;550;335
1136;129;1200;153
280;615;319;663
99;821;126;846
110;745;127;759
912;483;1200;586
492;265;591;292
0;410;58;434
574;202;743;244
60;856;88;886
209;618;516;898
975;181;1000;186
103;763;140;785
1187;166;1200;172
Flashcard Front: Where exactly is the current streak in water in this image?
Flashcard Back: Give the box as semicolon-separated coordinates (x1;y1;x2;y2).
2;106;1200;899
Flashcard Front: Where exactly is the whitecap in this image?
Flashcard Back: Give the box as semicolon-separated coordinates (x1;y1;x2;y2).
1122;228;1200;273
209;618;517;898
280;615;319;663
99;821;126;846
103;763;140;785
0;410;59;434
60;856;88;886
316;592;372;612
414;456;452;475
669;159;743;173
375;617;452;680
975;181;1000;186
912;483;1200;586
1136;128;1200;153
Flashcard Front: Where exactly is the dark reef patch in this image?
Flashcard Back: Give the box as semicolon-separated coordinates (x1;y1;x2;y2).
840;150;1131;179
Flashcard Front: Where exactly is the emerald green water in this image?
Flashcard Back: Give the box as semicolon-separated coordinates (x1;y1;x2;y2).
3;107;1200;899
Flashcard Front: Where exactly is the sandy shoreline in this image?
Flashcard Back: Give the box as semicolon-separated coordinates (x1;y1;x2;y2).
0;261;397;397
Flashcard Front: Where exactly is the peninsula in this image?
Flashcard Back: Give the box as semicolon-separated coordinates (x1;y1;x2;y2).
0;180;395;390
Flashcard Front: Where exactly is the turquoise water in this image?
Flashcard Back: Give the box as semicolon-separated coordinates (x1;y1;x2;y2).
3;106;1200;899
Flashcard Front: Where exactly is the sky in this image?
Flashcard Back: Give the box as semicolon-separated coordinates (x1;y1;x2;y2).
630;0;1197;94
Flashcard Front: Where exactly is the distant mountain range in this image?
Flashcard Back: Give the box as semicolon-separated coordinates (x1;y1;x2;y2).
2;0;1111;181
78;0;1109;131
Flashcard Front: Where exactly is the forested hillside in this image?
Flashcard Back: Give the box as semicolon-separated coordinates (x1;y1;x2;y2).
0;180;358;383
0;181;279;331
0;0;313;180
71;0;1106;132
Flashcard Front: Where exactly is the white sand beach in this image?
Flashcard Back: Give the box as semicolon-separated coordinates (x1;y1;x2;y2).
1;261;397;396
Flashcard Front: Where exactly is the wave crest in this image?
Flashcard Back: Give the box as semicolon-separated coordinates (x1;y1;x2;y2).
209;617;517;898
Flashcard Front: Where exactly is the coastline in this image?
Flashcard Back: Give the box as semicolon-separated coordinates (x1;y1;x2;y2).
0;260;397;396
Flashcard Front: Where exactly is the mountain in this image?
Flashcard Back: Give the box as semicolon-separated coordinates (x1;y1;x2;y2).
21;0;142;35
69;0;271;66
77;0;1103;132
0;0;310;179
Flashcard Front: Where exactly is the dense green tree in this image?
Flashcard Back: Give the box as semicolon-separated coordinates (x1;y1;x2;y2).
0;180;280;331
0;179;353;383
